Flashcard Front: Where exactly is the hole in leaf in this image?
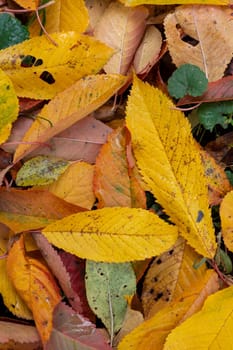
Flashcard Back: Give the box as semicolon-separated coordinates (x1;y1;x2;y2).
39;71;55;84
20;55;36;67
175;24;199;46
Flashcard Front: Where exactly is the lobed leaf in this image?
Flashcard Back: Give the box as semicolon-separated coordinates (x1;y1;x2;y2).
42;207;178;262
126;76;216;258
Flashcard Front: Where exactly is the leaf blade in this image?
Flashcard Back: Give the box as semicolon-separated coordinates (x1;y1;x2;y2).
42;207;178;262
126;76;216;258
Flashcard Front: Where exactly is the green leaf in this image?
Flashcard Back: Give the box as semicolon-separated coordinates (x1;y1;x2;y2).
168;64;208;99
16;156;70;186
197;101;233;132
85;261;136;341
0;13;29;50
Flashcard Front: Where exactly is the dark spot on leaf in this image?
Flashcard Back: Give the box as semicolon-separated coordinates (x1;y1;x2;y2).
154;292;163;301
181;34;199;46
196;210;204;223
123;285;127;288
34;58;43;66
169;249;174;255
6;85;10;90
165;297;169;302
20;55;36;67
156;258;162;265
39;71;55;84
153;276;158;282
149;288;154;294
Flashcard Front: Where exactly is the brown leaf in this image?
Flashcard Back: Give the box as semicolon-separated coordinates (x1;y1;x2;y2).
165;5;233;81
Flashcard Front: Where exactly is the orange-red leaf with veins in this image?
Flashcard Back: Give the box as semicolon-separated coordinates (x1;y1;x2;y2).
6;235;61;345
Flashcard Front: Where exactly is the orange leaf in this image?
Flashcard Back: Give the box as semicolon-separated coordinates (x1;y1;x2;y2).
0;188;84;233
220;190;233;252
14;0;39;10
6;235;61;344
94;127;146;208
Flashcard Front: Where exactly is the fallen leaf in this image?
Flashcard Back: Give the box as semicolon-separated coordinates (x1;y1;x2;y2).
29;0;89;36
120;0;227;4
6;235;61;344
0;68;18;144
142;237;207;318
86;0;111;33
33;233;92;318
42;207;178;262
0;32;114;99
46;161;95;210
45;302;112;350
13;74;126;162
220;190;233;252
164;6;233;81
200;148;232;206
0;321;41;350
119;270;219;350
16;156;70;186
94;2;148;74
85;261;136;338
0;224;32;319
126;75;216;258
3;115;112;163
14;0;39;10
133;25;162;75
0;188;84;233
164;284;233;349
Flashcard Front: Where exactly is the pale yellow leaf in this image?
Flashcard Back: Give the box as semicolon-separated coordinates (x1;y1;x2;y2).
164;5;233;81
164;285;233;350
42;207;178;262
142;237;207;318
120;0;228;5
46;161;95;210
126;76;216;258
29;0;89;36
13;74;127;162
0;68;19;145
86;0;111;32
119;270;219;350
94;2;148;74
220;190;233;252
133;25;162;75
0;32;114;99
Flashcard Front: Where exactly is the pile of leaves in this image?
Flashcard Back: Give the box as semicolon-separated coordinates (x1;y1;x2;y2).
1;0;233;349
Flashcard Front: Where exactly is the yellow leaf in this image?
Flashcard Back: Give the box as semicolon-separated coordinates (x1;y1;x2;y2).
220;190;233;252
0;225;32;319
94;2;148;74
118;270;219;350
29;0;89;36
126;76;216;258
6;235;61;344
14;0;39;10
42;207;178;262
47;161;95;210
164;285;233;350
142;237;207;318
13;74;127;162
0;68;19;145
164;6;233;82
120;0;228;5
0;32;114;99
